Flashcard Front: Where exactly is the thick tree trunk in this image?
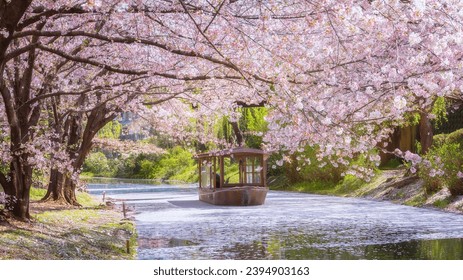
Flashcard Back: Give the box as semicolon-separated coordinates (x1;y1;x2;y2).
43;106;117;206
43;170;80;206
230;121;244;147
0;81;34;219
0;12;42;219
42;169;65;201
2;155;32;220
419;112;433;154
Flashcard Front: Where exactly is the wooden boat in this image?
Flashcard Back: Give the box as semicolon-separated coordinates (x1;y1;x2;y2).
195;147;269;206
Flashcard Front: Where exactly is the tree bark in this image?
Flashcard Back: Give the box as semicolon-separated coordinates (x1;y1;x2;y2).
230;121;244;147
0;9;43;219
419;112;433;154
43;105;117;205
0;1;32;58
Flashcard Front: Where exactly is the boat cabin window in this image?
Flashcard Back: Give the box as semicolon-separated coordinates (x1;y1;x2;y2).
223;157;240;184
245;156;262;184
200;160;212;188
197;148;268;189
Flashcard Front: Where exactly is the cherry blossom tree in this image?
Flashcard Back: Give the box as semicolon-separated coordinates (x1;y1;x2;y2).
260;0;463;178
1;0;463;220
0;0;270;218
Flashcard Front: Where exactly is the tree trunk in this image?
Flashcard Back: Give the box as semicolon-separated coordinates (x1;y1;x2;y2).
419;112;433;154
0;16;43;220
2;155;33;220
230;121;244;147
42;106;117;205
0;79;34;220
42;169;65;201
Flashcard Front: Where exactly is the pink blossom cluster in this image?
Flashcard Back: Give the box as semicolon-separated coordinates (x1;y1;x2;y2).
1;0;463;195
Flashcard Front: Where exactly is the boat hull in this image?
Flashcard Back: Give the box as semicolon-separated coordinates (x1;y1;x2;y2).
198;186;268;206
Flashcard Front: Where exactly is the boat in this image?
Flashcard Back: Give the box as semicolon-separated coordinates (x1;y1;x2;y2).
195;147;270;206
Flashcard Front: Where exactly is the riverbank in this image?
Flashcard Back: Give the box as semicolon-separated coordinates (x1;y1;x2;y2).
271;169;463;215
0;191;137;260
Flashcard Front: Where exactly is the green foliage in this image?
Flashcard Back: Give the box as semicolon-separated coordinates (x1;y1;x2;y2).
418;131;463;195
433;198;451;209
97;120;122;139
114;153;162;179
30;187;47;201
404;193;427;207
83;152;112;177
335;174;366;194
276;174;367;196
443;128;463;148
215;107;268;148
84;146;197;182
286;180;339;195
216;116;234;144
221;157;240;184
379;158;403;170
76;191;101;207
402;112;421;127
241;107;268;148
297;156;345;184
431;96;448;129
268;145;381;194
149;146;198;182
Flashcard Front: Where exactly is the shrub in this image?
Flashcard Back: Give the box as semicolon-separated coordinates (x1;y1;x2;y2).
418;142;463;195
83;152;112;177
151;146;197;182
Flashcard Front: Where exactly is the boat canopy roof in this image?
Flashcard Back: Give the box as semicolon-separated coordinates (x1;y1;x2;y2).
195;147;269;159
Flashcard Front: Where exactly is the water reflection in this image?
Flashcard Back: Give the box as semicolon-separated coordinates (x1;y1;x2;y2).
222;237;463;260
87;182;463;260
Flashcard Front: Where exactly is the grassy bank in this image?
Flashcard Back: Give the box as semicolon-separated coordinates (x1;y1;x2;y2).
270;169;463;214
269;172;384;196
0;190;137;260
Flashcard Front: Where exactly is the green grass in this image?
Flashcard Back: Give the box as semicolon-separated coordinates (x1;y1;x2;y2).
34;209;100;224
379;158;403;170
286;180;339;195
432;199;451;209
2;185;138;260
100;221;138;258
77;191;100;207
80;172;95;178
273;170;394;199
30;187;47;200
29;187;100;207
404;192;427;207
2;192;138;260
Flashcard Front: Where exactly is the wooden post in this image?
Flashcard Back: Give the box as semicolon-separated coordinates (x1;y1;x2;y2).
220;156;224;188
102;191;106;202
263;155;268;188
126;240;130;254
213;156;216;190
198;161;201;188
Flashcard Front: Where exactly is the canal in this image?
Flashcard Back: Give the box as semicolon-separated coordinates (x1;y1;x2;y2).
87;181;463;260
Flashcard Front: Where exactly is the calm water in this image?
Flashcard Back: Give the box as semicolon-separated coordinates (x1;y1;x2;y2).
87;182;463;260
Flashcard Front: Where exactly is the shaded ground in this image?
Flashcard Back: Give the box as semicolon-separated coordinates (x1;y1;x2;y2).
0;199;137;260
